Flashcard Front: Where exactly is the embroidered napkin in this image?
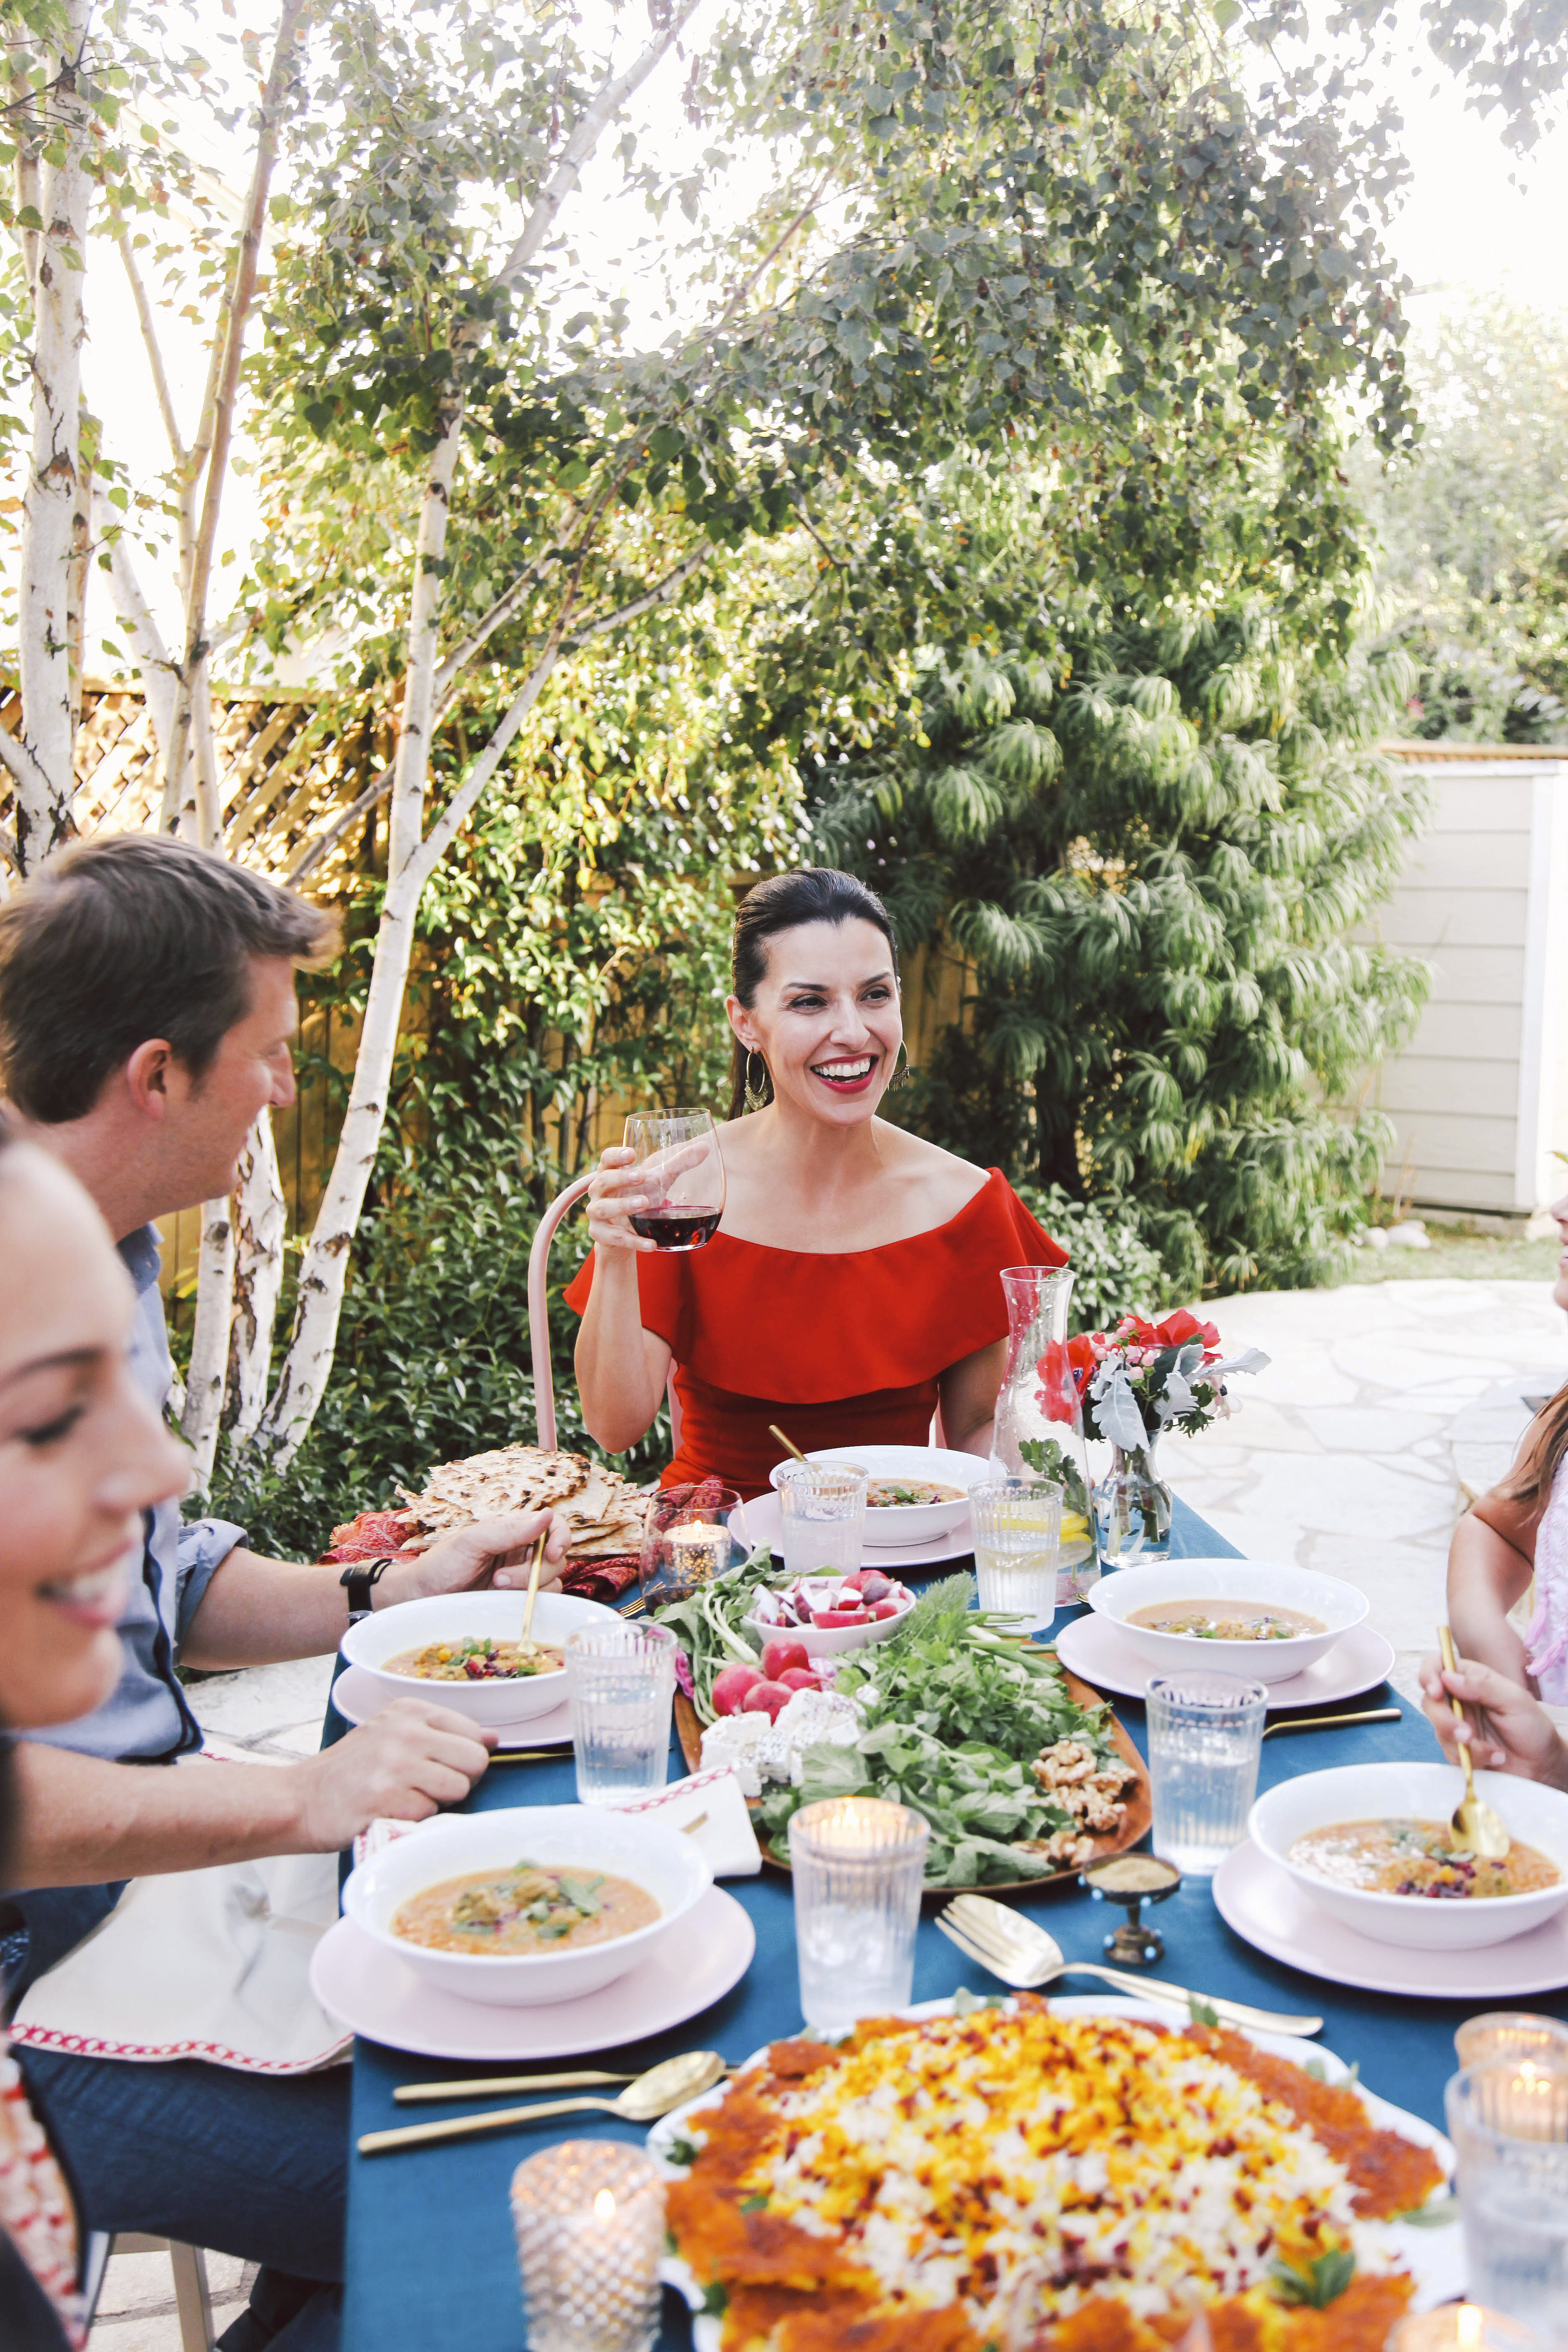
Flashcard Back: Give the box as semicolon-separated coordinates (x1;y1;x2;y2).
11;1848;349;2075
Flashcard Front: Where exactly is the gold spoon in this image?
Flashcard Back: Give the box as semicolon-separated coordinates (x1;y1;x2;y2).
1261;1707;1402;1739
394;2058;738;2104
768;1424;808;1465
357;2048;725;2156
1438;1625;1510;1861
521;1526;547;1644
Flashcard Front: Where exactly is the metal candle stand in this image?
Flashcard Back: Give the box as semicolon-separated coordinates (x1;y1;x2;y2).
1079;1854;1183;1966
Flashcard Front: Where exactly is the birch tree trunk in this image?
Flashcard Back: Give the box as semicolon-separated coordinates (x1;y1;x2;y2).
226;1111;287;1447
180;1197;235;1485
13;0;91;874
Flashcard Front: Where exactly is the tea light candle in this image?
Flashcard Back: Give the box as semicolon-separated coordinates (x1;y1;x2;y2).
1387;2305;1539;2349
666;1522;730;1586
511;2141;665;2352
1476;2057;1568;2143
1455;2013;1568;2071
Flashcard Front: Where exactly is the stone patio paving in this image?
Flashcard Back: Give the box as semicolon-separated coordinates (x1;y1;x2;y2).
87;1272;1568;2345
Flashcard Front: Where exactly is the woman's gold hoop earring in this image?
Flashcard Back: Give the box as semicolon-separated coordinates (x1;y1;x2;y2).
744;1049;771;1114
893;1042;912;1087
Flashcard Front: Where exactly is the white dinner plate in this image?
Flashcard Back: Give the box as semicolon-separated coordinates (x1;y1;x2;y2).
1215;1836;1568;1997
729;1488;975;1571
1054;1612;1396;1709
330;1662;574;1748
649;1994;1465;2345
309;1885;755;2059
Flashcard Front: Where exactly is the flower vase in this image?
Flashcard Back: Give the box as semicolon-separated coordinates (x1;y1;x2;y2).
1093;1435;1174;1566
991;1264;1100;1601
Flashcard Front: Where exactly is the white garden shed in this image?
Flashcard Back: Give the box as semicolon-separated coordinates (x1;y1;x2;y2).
1367;743;1568;1226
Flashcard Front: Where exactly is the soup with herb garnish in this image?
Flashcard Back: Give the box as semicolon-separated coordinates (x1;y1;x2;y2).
1127;1602;1326;1642
865;1478;965;1509
382;1635;564;1681
1289;1818;1560;1900
392;1862;660;1954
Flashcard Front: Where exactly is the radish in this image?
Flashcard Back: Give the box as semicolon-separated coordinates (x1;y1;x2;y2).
740;1679;792;1721
778;1665;818;1692
858;1571;893;1603
711;1663;763;1717
760;1637;810;1682
812;1607;864;1629
871;1599;903;1620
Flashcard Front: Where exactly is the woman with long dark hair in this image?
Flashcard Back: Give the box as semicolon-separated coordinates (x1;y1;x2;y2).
569;868;1065;1494
0;1121;189;2347
1447;1187;1568;1702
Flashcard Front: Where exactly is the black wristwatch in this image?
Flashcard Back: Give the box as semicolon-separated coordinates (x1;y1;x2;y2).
340;1556;395;1622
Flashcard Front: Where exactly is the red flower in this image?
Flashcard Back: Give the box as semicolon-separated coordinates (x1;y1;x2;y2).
1115;1309;1220;1357
1037;1333;1098;1423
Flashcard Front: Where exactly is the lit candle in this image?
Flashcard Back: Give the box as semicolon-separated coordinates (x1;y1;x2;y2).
789;1796;930;2032
511;2141;665;2352
1455;2013;1568;2071
665;1522;730;1587
1387;2305;1540;2349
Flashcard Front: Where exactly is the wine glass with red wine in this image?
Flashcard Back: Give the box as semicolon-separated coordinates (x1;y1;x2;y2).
622;1109;726;1251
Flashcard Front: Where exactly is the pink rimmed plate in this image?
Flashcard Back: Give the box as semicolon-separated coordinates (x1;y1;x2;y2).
309;1885;754;2059
1215;1836;1568;1998
1055;1612;1395;1710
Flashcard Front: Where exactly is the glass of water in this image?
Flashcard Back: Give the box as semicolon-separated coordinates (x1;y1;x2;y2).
970;1477;1062;1635
565;1622;677;1807
778;1462;867;1578
1146;1670;1268;1877
1447;2059;1568;2339
788;1795;928;2032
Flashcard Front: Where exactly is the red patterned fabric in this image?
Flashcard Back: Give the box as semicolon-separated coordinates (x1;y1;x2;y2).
0;2041;83;2347
564;1167;1064;1496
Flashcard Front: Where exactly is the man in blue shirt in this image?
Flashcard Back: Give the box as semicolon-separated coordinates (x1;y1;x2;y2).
0;836;571;2351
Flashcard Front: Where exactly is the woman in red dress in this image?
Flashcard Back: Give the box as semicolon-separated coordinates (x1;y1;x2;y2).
567;868;1065;1496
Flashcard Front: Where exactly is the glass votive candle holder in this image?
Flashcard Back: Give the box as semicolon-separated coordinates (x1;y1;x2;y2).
1457;2014;1568;2071
789;1794;928;2034
1445;2060;1568;2337
1387;2308;1540;2350
638;1486;740;1607
511;2140;665;2352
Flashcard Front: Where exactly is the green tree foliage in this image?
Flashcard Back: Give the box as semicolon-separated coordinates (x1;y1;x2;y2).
1353;295;1568;741
811;465;1430;1296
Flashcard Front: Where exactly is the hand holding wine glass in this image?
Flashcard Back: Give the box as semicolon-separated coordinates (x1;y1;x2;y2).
585;1111;725;1256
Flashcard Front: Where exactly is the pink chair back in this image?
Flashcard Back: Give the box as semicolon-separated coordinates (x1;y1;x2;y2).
526;1173;683;1460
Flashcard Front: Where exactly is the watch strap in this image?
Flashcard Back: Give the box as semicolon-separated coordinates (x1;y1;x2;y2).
340;1556;395;1621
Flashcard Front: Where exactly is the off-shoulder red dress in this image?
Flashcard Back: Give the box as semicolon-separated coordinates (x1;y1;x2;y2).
563;1167;1065;1496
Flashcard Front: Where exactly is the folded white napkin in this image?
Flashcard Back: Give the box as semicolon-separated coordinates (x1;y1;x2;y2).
354;1765;763;1880
11;1848;350;2075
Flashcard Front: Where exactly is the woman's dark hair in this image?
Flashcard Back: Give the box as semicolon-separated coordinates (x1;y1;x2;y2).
727;868;899;1119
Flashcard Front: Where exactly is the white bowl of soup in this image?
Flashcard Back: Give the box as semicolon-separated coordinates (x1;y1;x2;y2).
766;1444;987;1547
1250;1762;1568;1951
1087;1559;1367;1688
340;1591;622;1726
342;1805;712;2004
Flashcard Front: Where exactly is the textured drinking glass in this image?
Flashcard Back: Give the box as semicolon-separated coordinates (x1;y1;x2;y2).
565;1622;676;1807
1457;2016;1568;2071
622;1109;725;1251
1387;2311;1541;2350
778;1464;867;1578
511;2140;665;2352
1146;1670;1268;1877
789;1795;929;2032
969;1477;1062;1635
638;1486;740;1607
1447;2061;1568;2339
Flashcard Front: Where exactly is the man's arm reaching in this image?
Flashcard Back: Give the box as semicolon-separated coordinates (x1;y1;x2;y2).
10;1701;494;1886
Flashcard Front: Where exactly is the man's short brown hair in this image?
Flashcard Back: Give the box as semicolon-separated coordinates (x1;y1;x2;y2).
0;834;338;1123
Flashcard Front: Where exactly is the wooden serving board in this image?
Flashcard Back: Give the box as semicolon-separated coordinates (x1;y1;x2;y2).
673;1664;1152;1899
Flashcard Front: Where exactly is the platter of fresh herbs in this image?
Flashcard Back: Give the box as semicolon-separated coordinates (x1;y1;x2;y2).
663;1567;1150;1891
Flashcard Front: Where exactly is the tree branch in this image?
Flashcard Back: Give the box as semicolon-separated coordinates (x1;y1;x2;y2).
112;217;188;468
495;0;707;289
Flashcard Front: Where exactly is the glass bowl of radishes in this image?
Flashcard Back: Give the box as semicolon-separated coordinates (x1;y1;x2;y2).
741;1569;916;1658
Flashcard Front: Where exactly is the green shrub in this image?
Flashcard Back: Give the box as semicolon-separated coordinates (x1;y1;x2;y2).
1016;1184;1173;1334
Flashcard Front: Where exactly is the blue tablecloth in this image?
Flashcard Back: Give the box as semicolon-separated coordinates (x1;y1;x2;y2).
337;1500;1568;2350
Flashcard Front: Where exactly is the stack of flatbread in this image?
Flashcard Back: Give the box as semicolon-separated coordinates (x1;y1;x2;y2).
395;1445;650;1562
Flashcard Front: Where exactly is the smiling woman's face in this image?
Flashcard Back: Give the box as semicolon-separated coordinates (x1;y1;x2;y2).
727;917;903;1128
0;1143;188;1730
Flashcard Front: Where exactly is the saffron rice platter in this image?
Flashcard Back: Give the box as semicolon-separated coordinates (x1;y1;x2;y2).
649;1995;1460;2352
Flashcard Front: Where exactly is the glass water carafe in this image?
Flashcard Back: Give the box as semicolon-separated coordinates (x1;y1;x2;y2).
990;1264;1099;1599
